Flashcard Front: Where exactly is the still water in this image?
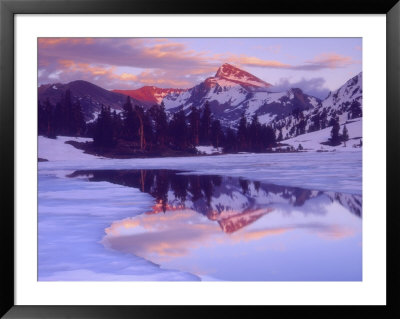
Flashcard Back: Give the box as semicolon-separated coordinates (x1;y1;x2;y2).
67;169;362;281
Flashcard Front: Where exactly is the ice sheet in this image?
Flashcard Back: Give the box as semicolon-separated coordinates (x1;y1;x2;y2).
38;173;200;281
39;136;362;195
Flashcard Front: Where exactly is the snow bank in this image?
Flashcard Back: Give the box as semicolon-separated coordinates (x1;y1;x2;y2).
39;172;199;281
196;145;222;155
282;118;362;152
38;136;98;161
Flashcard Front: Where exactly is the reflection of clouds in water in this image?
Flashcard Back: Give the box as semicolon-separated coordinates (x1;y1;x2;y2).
103;200;359;267
103;209;221;259
62;168;362;280
61;168;362;281
38;147;363;281
313;224;356;240
232;228;290;242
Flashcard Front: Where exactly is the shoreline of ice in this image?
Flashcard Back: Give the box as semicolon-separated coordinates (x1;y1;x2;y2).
38;171;201;281
38;135;362;281
38;136;362;195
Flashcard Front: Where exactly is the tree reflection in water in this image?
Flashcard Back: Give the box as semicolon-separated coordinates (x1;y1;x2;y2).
68;169;361;234
67;169;362;280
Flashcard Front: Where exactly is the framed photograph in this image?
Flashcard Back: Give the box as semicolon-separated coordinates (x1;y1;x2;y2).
1;0;398;317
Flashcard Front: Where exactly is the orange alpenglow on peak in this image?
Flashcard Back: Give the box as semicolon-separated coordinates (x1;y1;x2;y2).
113;86;187;104
214;63;272;88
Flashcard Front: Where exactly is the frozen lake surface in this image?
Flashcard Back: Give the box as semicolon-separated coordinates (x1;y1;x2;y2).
38;137;362;281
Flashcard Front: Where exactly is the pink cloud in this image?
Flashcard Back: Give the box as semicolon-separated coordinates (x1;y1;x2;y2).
38;38;359;90
230;53;357;71
305;53;356;69
231;55;291;68
38;38;95;48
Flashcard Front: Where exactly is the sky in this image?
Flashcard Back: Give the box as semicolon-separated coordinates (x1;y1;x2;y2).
38;38;362;99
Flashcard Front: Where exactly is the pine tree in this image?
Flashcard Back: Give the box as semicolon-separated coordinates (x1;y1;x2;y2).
122;96;137;141
261;125;276;149
249;114;261;151
188;106;200;146
328;117;337;127
277;130;283;142
329;118;341;145
210;119;223;148
342;124;349;141
93;106;114;147
200;101;212;145
38;101;46;135
112;110;123;140
223;128;237;153
142;109;154;150
63;89;73;135
296;119;306;135
44;99;56;138
310;113;320;132
237;113;248;151
70;100;86;136
53;101;63;136
154;102;169;148
350;100;362;119
53;93;69;136
50;89;86;137
169;109;188;150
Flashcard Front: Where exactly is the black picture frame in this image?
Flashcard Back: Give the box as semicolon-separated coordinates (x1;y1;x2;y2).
1;0;399;317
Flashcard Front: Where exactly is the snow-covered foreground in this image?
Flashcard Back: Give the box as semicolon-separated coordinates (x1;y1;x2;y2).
38;136;362;281
39;173;199;281
39;136;361;194
283;117;362;152
38;136;97;161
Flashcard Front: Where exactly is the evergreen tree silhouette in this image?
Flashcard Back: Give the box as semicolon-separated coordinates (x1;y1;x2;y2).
200;101;212;145
350;100;362;119
249;114;261;151
342;124;349;141
329;118;341;146
169;109;187;150
223;128;237;153
142;109;154;150
237;113;248;151
122;96;137;141
153;102;169;148
93;106;115;147
210;119;223;148
111;110;123;140
261;125;276;149
188;106;200;146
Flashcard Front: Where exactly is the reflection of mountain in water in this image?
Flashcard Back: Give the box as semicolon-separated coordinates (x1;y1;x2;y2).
68;169;362;233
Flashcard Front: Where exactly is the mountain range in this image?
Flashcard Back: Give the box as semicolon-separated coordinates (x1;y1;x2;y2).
38;63;362;139
38;80;149;122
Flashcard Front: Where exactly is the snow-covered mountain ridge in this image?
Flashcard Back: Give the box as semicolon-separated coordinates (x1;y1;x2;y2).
39;64;362;144
162;63;322;128
271;72;362;140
